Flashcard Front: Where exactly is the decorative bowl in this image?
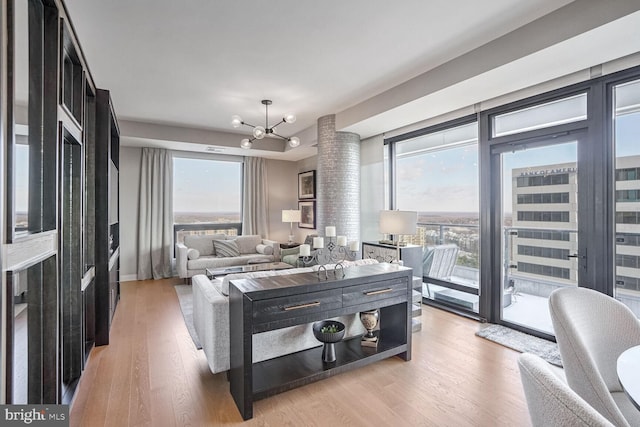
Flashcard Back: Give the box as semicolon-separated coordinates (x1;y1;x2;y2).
312;320;345;363
312;320;346;343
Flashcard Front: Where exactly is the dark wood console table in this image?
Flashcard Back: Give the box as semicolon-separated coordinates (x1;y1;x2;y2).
229;263;413;420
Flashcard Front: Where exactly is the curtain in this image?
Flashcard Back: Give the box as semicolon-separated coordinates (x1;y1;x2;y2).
242;156;269;237
137;148;173;280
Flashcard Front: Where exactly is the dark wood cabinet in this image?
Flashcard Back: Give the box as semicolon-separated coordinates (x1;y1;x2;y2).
95;89;120;346
229;263;413;420
3;0;118;405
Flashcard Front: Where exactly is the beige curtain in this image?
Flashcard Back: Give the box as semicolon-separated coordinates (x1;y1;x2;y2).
242;157;269;236
137;148;173;279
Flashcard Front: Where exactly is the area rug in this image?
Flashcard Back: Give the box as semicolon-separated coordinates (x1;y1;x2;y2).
174;285;202;350
476;324;562;367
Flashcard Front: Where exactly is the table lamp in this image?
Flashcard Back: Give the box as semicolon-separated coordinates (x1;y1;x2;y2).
282;209;301;244
379;210;418;263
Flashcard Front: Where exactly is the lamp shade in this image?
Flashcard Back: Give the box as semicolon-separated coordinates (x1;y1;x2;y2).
379;210;417;235
282;209;301;223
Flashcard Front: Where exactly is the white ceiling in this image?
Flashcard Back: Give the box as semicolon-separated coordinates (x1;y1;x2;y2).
62;0;640;160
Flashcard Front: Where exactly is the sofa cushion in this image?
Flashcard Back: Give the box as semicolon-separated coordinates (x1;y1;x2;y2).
187;248;200;260
221;267;315;296
235;235;263;254
255;244;273;255
213;239;241;257
184;234;226;256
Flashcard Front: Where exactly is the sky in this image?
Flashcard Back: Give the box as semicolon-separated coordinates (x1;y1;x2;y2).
173;157;242;213
396;143;479;213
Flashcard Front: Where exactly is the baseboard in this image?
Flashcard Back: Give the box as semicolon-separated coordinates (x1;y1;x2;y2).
121;273;138;282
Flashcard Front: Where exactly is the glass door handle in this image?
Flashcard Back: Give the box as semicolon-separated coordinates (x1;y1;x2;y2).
567;254;585;259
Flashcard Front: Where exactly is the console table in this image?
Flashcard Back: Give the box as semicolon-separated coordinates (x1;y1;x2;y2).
229;263;413;420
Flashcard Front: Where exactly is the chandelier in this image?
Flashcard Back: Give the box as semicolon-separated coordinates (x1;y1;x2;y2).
231;99;300;149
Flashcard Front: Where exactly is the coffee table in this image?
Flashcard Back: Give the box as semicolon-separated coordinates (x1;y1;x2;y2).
205;262;292;279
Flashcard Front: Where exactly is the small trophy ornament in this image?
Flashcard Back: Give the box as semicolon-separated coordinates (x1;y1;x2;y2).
360;309;379;348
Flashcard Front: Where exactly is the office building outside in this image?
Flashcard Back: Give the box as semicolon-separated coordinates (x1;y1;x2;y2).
511;156;640;295
510;162;579;288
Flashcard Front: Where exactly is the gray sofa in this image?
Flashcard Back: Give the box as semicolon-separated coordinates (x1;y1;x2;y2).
176;234;279;279
192;259;380;374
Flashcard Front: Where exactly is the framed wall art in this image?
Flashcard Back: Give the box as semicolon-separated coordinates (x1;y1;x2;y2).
298;170;316;199
298;201;316;229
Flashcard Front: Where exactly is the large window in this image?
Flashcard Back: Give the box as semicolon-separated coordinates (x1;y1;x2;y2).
391;120;480;313
385;66;640;332
172;157;243;242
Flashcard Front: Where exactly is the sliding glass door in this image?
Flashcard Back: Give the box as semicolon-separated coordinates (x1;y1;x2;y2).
498;138;580;334
486;92;592;335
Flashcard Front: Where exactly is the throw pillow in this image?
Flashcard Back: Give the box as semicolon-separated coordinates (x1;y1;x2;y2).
186;248;200;260
213;239;240;258
255;244;273;255
211;237;226;256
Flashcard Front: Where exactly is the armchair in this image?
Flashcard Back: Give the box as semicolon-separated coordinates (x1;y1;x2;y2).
281;234;318;266
518;353;614;427
549;287;640;426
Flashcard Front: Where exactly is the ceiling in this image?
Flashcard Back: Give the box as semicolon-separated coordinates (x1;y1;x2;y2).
62;0;640;161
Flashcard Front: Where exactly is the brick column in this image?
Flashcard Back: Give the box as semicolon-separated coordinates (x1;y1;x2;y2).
317;114;361;244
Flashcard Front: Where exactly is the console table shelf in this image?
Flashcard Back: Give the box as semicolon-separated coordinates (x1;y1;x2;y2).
229;263;413;420
253;336;408;400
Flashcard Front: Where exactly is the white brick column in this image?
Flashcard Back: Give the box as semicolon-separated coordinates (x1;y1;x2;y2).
317;114;361;243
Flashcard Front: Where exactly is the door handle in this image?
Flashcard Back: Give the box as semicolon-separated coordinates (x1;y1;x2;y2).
567;254;585;259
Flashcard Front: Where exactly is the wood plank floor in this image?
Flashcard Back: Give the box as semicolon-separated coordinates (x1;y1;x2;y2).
70;278;531;426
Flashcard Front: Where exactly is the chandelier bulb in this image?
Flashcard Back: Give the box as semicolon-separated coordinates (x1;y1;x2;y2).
283;113;297;124
231;115;243;128
288;136;300;148
253;126;266;139
240;139;252;149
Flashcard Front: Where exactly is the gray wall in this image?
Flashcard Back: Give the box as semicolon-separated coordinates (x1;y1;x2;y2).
265;159;300;243
119;147;142;281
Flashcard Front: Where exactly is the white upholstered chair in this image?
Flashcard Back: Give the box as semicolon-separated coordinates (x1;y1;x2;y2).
518;353;614;427
549;287;640;427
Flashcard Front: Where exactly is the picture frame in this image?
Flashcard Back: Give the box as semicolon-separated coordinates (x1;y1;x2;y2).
298;170;316;199
298;201;316;229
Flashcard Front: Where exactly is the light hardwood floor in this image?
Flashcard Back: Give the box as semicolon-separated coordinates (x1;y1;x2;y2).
70;278;531;426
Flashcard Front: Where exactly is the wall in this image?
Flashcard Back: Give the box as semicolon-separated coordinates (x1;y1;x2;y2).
119;146;142;281
265;158;300;243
